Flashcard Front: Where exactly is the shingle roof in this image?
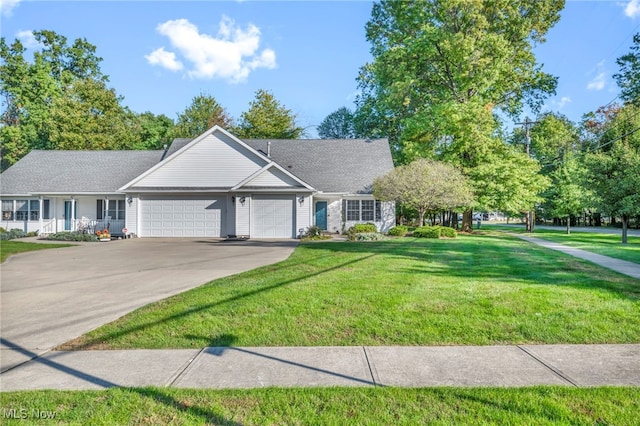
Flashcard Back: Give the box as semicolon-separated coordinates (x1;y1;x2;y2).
166;137;395;194
243;139;394;193
1;137;394;195
1;150;163;195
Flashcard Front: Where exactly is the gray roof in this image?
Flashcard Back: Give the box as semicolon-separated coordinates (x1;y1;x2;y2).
243;139;394;193
1;150;163;195
1;137;394;195
167;137;394;194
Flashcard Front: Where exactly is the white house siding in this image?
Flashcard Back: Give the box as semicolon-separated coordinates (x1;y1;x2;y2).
245;167;302;187
295;193;312;237
125;196;138;235
133;134;266;188
235;195;251;237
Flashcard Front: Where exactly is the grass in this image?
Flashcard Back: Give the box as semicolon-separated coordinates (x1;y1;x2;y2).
485;224;640;264
60;232;640;350
1;386;638;425
0;240;74;263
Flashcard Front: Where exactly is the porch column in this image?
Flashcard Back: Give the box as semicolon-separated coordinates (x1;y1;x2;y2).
104;197;109;227
38;196;43;233
71;197;76;231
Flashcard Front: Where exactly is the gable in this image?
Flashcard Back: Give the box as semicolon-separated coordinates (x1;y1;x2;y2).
236;165;307;189
123;128;269;190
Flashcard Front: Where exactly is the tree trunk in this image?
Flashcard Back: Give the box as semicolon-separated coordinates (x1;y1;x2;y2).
419;208;426;227
594;212;602;227
462;209;473;232
622;214;629;244
566;215;570;235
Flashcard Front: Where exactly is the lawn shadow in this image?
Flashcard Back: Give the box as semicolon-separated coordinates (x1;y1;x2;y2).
300;235;640;300
0;338;241;425
60;252;377;350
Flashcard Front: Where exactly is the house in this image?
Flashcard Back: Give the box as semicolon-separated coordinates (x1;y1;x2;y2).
0;126;395;238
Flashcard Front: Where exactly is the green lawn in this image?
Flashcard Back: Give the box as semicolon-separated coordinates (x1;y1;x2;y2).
60;233;640;350
485;224;640;264
0;386;637;425
0;240;73;263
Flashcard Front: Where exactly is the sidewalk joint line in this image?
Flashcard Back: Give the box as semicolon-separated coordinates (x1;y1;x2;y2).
362;346;379;387
517;345;579;387
166;347;207;387
0;347;51;375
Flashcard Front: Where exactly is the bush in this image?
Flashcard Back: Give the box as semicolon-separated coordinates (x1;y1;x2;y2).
352;223;378;233
301;226;332;241
44;232;99;242
353;232;388;241
412;226;458;239
0;228;27;240
440;226;458;238
388;225;409;236
413;226;441;238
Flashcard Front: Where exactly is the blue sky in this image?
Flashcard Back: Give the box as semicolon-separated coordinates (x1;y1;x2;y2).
1;1;640;137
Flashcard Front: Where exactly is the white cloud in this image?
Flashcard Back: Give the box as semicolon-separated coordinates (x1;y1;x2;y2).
0;0;21;16
148;16;276;82
16;30;42;49
557;96;572;109
624;0;640;18
145;47;184;72
587;60;607;91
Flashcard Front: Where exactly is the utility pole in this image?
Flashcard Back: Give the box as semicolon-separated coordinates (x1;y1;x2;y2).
515;117;538;233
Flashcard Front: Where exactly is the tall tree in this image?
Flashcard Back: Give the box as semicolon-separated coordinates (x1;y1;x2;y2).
613;33;640;105
355;0;563;231
235;89;304;139
133;112;175;150
0;30;135;168
373;158;474;226
545;154;590;234
317;107;356;139
171;94;233;138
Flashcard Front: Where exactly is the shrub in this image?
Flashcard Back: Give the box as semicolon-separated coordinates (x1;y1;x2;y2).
352;223;378;233
0;227;5;232
412;226;458;239
44;232;99;242
413;226;441;238
440;226;458;238
0;228;28;240
301;226;332;241
354;232;388;241
388;225;408;236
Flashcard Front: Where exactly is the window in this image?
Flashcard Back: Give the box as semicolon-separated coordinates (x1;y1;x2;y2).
345;199;384;222
1;199;50;221
361;200;374;221
107;200;125;220
29;200;40;221
96;200;103;220
2;200;13;220
346;200;360;221
15;200;28;221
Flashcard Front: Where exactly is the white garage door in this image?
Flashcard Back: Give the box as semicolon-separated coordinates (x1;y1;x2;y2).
140;197;225;237
252;195;294;238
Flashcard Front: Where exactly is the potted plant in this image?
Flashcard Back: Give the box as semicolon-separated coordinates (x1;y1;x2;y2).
96;229;111;241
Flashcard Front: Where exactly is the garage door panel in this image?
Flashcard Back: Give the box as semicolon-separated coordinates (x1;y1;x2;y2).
141;197;225;237
252;196;294;238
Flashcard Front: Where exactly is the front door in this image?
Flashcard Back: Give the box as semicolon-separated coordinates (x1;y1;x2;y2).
315;201;327;230
64;201;73;231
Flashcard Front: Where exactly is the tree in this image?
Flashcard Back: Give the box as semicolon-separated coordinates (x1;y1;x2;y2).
171;94;233;138
133;112;175;150
317;107;356;139
585;141;640;243
373;158;474;226
235;89;304;139
0;30;136;167
613;33;640;105
545;154;589;234
355;0;563;231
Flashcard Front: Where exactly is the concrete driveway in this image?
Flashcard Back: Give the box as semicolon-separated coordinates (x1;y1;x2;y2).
0;238;297;372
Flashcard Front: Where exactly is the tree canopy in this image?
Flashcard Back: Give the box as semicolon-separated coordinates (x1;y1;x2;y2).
171;94;233;139
317;107;356;139
614;33;640;106
235;89;304;139
373;158;474;226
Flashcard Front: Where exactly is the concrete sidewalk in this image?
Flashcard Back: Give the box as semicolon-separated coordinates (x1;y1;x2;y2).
510;234;640;280
0;344;638;391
